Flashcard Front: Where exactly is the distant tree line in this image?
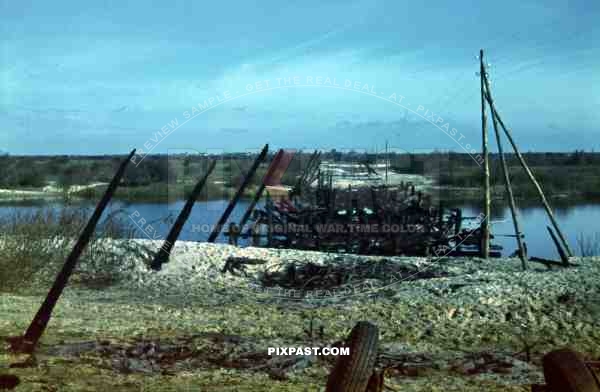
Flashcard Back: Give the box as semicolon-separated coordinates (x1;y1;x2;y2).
0;150;598;190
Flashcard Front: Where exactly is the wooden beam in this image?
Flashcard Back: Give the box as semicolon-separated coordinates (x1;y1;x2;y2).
484;92;574;257
12;149;136;353
151;160;216;270
207;144;268;242
547;226;569;266
483;73;527;270
239;150;285;231
480;49;491;258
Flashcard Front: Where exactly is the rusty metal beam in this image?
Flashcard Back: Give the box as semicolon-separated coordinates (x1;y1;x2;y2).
10;149;136;354
207;144;268;243
150;160;217;270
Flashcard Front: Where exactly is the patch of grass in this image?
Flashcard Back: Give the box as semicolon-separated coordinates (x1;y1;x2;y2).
0;204;153;293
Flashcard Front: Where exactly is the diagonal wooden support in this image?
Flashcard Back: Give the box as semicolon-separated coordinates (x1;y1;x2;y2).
483;75;527;270
8;149;136;354
207;144;269;243
547;226;569;266
150;160;217;270
483;89;574;257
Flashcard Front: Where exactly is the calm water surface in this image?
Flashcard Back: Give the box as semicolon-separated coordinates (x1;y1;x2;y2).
2;199;599;258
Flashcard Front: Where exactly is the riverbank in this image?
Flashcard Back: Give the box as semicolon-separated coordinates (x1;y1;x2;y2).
1;240;599;391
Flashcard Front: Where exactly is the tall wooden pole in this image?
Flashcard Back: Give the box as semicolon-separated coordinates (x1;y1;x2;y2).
483;75;527;270
385;140;389;186
151;160;216;270
13;149;136;353
480;49;491;258
484;96;574;257
207;144;268;243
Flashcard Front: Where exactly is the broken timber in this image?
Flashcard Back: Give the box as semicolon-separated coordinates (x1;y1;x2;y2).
8;149;136;354
150;160;217;271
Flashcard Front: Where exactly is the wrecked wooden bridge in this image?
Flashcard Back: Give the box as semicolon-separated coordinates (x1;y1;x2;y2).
213;149;503;258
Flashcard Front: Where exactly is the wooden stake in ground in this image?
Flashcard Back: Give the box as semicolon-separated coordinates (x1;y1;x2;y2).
207;144;268;243
483;74;527;270
484;96;574;257
150;160;217;270
479;49;491;258
9;149;136;354
385;140;389;186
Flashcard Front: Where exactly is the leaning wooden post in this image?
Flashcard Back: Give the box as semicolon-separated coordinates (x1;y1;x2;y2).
483;77;527;270
150;160;216;270
10;149;136;353
547;226;569;266
480;49;491;258
207;144;268;243
239;149;292;231
240;183;265;230
484;96;574;258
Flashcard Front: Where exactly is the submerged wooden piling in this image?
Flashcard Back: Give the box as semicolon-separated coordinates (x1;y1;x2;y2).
151;160;216;270
11;149;136;353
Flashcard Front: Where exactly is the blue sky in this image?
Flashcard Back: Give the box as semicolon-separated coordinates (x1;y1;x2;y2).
1;0;598;155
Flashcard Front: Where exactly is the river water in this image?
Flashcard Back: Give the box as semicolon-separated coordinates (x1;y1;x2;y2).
1;199;599;259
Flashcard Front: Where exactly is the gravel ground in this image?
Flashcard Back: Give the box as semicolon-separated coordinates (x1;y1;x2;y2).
2;240;599;391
